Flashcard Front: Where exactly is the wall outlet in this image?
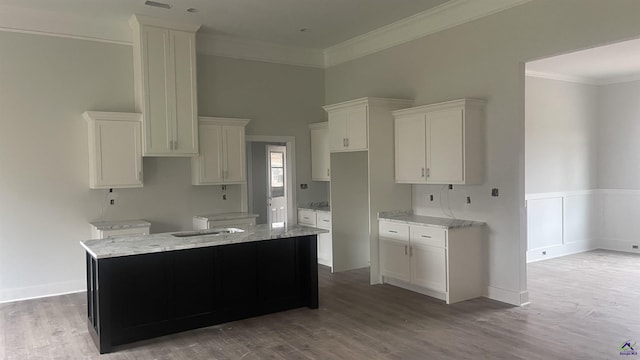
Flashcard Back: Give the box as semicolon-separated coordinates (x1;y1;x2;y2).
448;184;453;190
633;244;639;250
466;196;471;204
491;188;499;197
429;194;434;202
542;250;547;255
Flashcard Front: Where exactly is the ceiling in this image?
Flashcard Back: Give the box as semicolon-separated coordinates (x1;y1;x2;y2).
0;0;451;49
526;38;640;85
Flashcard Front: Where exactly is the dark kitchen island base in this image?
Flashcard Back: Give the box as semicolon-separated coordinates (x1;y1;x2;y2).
85;235;318;354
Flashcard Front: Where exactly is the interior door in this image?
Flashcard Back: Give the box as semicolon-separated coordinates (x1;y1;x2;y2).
267;145;287;225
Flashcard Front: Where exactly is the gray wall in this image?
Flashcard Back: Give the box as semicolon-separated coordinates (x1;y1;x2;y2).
324;0;640;301
598;80;640;189
197;54;328;206
250;142;268;224
525;76;599;194
0;32;326;302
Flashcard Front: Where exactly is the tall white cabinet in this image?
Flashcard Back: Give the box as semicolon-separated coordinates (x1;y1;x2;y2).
323;97;413;279
327;104;368;152
130;15;200;156
84;111;143;189
309;122;330;181
393;99;485;184
192;117;250;185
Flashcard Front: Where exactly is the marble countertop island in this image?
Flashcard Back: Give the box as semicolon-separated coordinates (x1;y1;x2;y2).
378;210;485;229
81;223;327;259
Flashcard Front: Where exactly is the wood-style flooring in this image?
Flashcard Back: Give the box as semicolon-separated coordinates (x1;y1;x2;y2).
1;249;639;359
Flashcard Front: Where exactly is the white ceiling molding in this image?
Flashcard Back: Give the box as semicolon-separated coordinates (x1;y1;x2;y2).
525;70;599;85
323;0;533;67
0;1;533;68
526;70;640;86
0;5;131;45
196;33;325;68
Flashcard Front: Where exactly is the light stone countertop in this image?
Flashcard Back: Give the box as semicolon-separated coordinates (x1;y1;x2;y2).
193;212;259;221
89;219;151;230
81;223;327;259
298;202;330;212
378;210;485;229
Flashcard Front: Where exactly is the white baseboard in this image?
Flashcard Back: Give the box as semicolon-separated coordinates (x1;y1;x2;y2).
598;239;640;254
0;280;85;304
527;242;597;263
487;286;529;306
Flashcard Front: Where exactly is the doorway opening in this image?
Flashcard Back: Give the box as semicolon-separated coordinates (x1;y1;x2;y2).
524;37;640;263
244;136;296;225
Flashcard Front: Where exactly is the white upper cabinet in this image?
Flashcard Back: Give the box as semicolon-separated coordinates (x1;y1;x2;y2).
309;122;330;181
393;99;485;185
192;117;250;185
324;102;368;152
130;15;200;157
84;111;143;189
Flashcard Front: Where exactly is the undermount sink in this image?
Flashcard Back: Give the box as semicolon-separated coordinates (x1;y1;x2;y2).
172;228;245;238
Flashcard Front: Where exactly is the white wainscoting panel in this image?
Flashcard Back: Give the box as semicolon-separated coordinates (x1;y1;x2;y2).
526;191;599;262
601;190;640;254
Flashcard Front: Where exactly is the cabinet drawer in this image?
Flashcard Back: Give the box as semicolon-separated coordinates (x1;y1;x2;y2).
379;221;409;241
316;211;331;230
410;226;446;248
298;209;316;226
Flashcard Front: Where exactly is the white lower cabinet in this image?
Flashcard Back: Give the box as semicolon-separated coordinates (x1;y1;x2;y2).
298;208;333;270
379;220;485;304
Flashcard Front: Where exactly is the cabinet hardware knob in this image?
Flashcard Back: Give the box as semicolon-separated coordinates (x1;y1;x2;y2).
389;230;398;233
404;245;408;255
422;235;432;238
421;168;425;177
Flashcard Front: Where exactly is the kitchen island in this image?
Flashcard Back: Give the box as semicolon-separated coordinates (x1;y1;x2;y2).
81;223;326;354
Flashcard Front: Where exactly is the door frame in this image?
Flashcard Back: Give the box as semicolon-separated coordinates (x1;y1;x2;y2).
243;135;296;225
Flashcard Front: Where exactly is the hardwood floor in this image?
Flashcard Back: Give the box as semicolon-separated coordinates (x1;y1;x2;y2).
2;249;639;359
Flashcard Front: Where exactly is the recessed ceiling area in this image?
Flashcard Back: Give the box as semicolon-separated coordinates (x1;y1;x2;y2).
526;38;640;85
0;0;450;49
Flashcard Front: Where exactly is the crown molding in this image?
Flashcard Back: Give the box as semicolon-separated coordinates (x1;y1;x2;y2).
525;70;599;85
525;70;640;86
0;1;532;68
0;5;131;45
196;33;325;68
324;0;533;67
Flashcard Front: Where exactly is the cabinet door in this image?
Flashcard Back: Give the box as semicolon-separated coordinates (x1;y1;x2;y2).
170;30;198;155
310;126;330;181
428;108;464;184
92;120;143;189
380;238;410;282
141;26;172;155
223;125;246;183
317;231;333;268
395;114;426;183
328;109;349;151
411;243;447;292
346;106;368;151
194;124;224;184
297;209;316;226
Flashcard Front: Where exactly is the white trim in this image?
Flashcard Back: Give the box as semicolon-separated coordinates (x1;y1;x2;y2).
526;70;640;86
525;189;599;200
324;0;533;67
0;5;132;45
599;239;640;254
525;70;599;85
197;33;325;69
0;2;532;68
0;281;85;304
245;135;297;225
487;286;529;306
